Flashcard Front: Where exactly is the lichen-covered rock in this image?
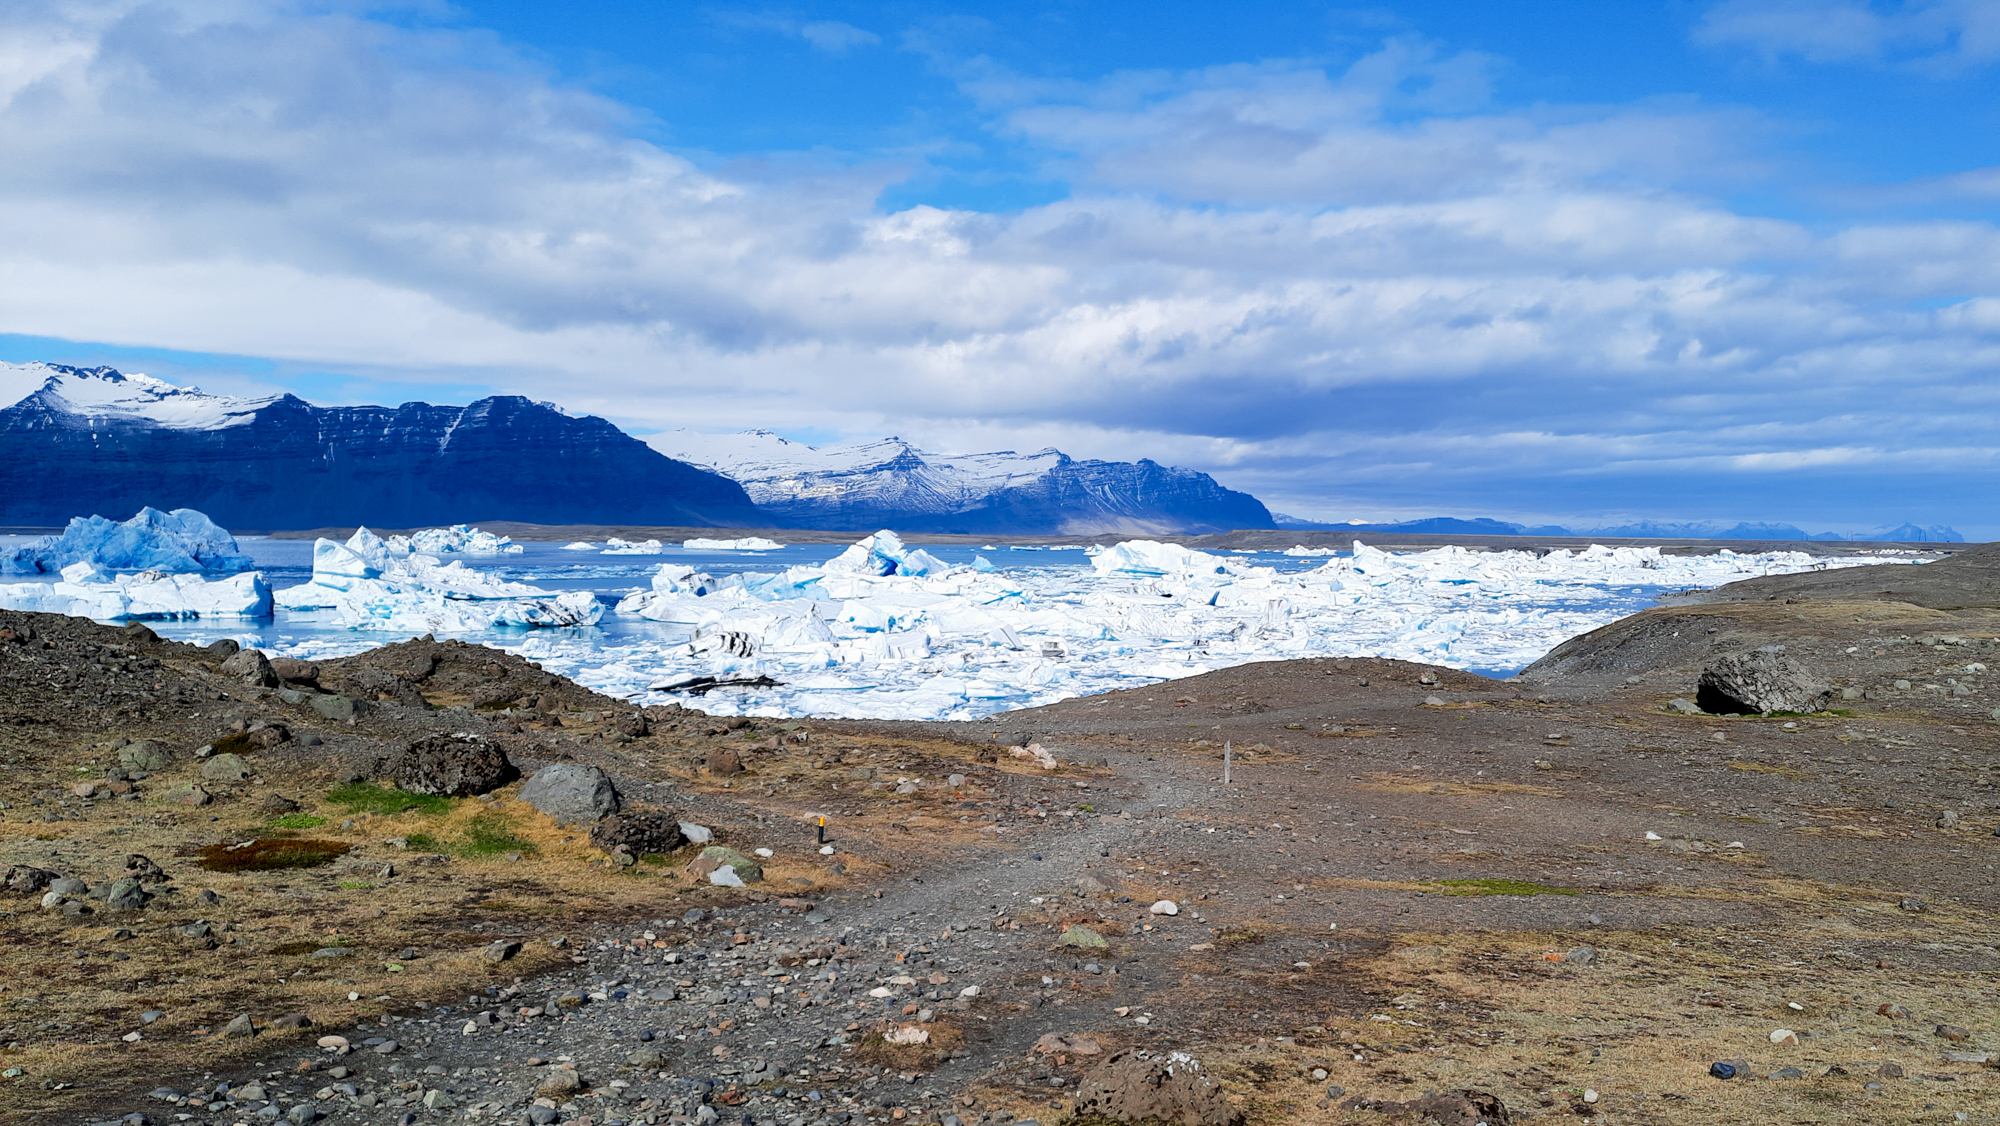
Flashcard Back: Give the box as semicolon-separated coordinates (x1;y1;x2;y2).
689;846;763;886
392;734;515;797
119;739;171;772
199;753;254;782
1697;651;1834;715
590;812;685;857
268;657;319;684
1071;1050;1244;1126
518;763;620;825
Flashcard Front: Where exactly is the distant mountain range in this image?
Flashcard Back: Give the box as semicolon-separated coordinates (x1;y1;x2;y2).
656;430;1273;535
1270;513;1965;543
0;363;759;529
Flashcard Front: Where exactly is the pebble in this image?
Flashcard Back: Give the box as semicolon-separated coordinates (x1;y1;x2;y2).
1149;899;1179;916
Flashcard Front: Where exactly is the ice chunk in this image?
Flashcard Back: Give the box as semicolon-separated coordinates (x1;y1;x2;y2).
826;530;945;577
602;538;665;554
274;528;603;630
0;568;270;620
682;537;783;551
1089;540;1239;578
383;525;523;555
560;541;598;550
4;507;253;574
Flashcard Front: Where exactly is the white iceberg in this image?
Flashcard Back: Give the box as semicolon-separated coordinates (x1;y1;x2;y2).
681;537;784;551
274;528;603;631
560;541;598;551
602;537;665;555
825;530;946;577
4;507;253;574
0;561;270;619
383;525;523;555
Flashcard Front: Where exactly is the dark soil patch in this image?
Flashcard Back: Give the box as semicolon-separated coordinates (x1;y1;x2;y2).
196;838;352;872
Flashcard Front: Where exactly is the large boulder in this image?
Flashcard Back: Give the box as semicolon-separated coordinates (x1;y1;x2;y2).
518;763;620;825
220;648;280;688
1697;651;1834;715
1071;1050;1244;1126
269;657;319;685
393;734;515;797
3;865;57;895
590;812;686;858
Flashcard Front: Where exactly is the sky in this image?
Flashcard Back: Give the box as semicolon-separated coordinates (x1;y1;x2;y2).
4;0;2000;535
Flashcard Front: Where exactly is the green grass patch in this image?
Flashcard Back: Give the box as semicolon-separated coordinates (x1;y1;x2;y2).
457;813;537;858
267;813;327;830
1430;878;1577;897
404;832;444;852
327;781;455;817
337;880;374;890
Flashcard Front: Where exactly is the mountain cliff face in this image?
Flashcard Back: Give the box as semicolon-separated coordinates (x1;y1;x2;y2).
656;430;1273;535
0;364;760;530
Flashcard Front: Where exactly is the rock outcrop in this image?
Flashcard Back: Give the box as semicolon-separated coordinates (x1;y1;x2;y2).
1697;650;1835;715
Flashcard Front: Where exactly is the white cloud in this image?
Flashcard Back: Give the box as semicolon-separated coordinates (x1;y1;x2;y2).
797;20;879;52
1696;0;2000;68
0;1;1997;528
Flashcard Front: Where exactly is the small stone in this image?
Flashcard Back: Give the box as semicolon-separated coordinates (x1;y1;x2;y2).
1770;1028;1798;1045
1564;946;1596;965
1880;1003;1912;1019
421;1090;455;1110
1582;1088;1599;1103
1423;695;1446;707
1709;1061;1742;1080
483;939;523;963
1767;1067;1803;1080
1901;897;1927;912
372;1039;399;1054
1149;899;1179;916
1938;811;1961;830
199;753;254;783
1878;1062;1904;1078
221;1014;256;1038
1936;1024;1971;1043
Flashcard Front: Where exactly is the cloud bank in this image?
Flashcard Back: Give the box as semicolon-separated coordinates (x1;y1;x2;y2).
1;1;1998;530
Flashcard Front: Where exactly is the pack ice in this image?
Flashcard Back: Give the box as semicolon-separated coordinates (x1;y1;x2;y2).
4;507;254;574
0;562;270;620
507;532;1885;722
274;528;602;631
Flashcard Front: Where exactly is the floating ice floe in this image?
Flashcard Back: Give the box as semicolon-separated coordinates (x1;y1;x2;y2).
0;561;270;619
383;525;523;555
681;537;784;551
274;528;602;631
489;533;1897;723
602;538;666;555
561;541;598;551
4;507;253;574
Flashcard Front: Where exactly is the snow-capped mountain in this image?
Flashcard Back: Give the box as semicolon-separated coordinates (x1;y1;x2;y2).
0;363;758;529
655;430;1273;535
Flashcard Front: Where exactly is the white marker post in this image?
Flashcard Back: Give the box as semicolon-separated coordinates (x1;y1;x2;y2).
1223;741;1232;785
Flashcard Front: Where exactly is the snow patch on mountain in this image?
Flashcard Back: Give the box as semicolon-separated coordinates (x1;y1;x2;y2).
0;362;275;431
655;429;1271;535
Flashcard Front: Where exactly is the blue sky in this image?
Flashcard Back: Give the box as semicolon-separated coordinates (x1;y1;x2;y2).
3;0;2000;535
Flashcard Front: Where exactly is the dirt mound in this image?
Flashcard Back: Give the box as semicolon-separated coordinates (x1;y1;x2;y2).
1339;1090;1511;1125
1070;1049;1244;1126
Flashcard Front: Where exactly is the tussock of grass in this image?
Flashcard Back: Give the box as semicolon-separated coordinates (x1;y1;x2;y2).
328;781;455;817
1430;878;1576;897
